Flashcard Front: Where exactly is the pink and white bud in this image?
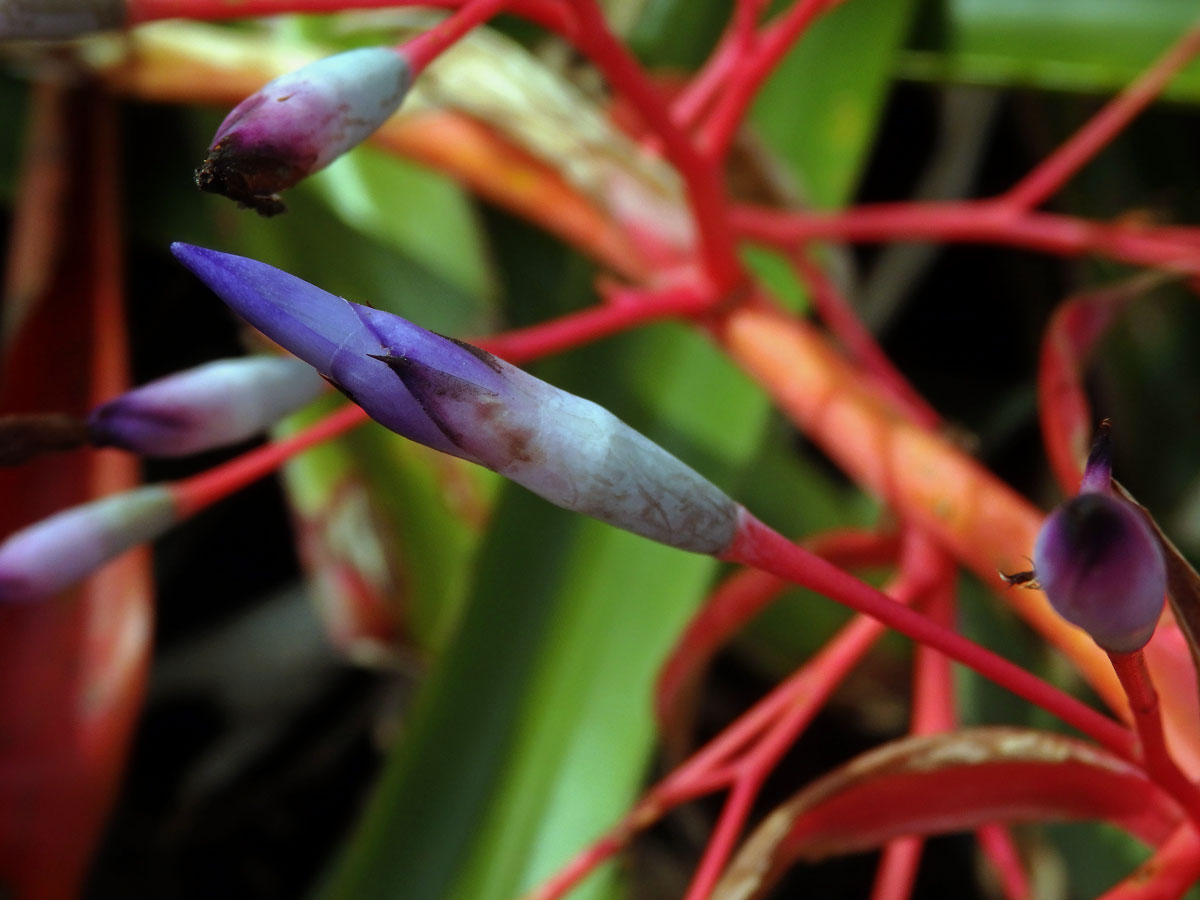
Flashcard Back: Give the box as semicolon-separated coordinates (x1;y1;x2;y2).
0;0;124;39
0;486;175;603
88;357;326;456
195;47;411;216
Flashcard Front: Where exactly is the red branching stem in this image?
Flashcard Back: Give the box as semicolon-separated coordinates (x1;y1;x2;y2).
401;0;513;75
170;403;368;518
655;527;899;756
699;0;845;161
566;0;742;291
529;560;929;900
732;202;1200;273
671;0;766;130
126;0;575;33
725;510;1138;759
789;254;941;429
683;532;945;900
1109;651;1200;829
999;24;1200;213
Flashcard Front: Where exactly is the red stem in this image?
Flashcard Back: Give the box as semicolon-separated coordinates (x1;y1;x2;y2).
401;0;513;74
170;402;368;518
976;824;1032;900
1109;651;1200;828
566;0;742;291
732;202;1200;273
1100;821;1200;900
999;24;1200;213
725;510;1137;760
699;0;844;161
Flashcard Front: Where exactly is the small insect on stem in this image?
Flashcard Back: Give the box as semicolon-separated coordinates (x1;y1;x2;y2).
999;568;1041;590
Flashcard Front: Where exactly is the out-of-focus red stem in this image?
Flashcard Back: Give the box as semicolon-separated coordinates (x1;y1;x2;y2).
732;203;1200;273
790;254;940;429
567;0;742;292
700;0;844;161
672;1;762;130
977;824;1032;900
127;0;575;33
401;0;512;74
1110;651;1200;828
871;838;922;900
171;403;369;518
999;24;1200;213
655;527;899;755
1100;822;1200;900
725;511;1138;759
1037;276;1164;494
529;556;934;900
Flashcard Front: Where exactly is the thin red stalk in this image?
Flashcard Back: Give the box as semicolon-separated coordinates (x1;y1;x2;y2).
1000;24;1200;213
1109;651;1200;828
478;284;710;362
171;403;368;517
790;254;940;429
529;563;927;900
655;528;899;752
871;838;923;900
725;510;1138;759
976;824;1032;900
732;202;1200;273
401;0;513;74
126;0;575;33
566;0;742;291
671;0;765;130
699;0;844;161
682;537;941;900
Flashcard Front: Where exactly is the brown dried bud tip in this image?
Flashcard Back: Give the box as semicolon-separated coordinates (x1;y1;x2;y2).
0;414;89;466
194;137;301;218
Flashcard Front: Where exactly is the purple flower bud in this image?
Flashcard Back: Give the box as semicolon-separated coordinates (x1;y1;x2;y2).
171;243;740;554
1033;492;1166;653
0;486;175;603
0;0;124;39
88;357;326;456
195;47;411;216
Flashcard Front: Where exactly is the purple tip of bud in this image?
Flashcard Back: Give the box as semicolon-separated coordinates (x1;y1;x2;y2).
0;486;175;603
87;357;326;457
0;0;124;39
1079;419;1113;494
1034;492;1166;653
194;47;411;216
170;243;489;457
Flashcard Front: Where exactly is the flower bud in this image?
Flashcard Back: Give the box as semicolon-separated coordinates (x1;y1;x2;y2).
195;47;411;216
88;357;326;456
1032;427;1166;653
0;0;124;39
0;486;175;603
172;243;740;554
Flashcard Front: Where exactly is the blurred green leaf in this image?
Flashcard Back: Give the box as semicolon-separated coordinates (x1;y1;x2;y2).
903;0;1200;100
751;0;920;209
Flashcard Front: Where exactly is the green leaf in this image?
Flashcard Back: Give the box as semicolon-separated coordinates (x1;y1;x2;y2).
751;0;921;209
902;0;1200;101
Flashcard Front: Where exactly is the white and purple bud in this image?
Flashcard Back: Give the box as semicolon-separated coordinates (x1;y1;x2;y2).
1030;425;1166;653
88;357;326;456
171;243;740;554
0;486;175;603
0;0;124;40
195;47;412;216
